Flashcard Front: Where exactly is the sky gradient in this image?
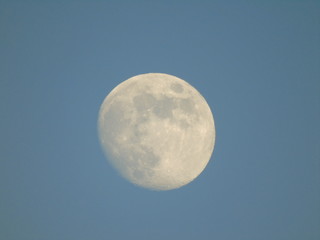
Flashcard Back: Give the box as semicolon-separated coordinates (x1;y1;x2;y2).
1;1;319;240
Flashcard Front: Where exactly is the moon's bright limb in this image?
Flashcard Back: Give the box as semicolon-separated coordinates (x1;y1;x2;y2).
98;73;215;190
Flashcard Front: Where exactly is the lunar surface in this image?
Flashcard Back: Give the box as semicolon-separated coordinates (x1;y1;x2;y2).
98;73;215;190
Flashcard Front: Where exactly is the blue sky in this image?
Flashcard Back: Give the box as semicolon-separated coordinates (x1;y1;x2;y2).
1;1;319;239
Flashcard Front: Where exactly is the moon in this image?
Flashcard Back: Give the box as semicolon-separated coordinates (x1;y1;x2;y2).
98;73;215;190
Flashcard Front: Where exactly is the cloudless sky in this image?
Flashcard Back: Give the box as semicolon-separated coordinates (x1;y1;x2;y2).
1;1;319;240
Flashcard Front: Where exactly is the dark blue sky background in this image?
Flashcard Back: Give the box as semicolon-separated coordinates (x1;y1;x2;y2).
1;1;319;239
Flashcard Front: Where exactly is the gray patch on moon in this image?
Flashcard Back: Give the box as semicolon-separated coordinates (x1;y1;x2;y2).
133;93;156;112
140;146;159;168
103;101;130;140
130;146;160;180
153;96;176;119
131;124;143;142
170;83;184;93
179;119;190;128
116;144;159;180
133;93;178;119
133;169;145;180
179;98;195;113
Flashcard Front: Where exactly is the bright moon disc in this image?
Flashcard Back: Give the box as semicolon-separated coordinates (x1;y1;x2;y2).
98;73;215;190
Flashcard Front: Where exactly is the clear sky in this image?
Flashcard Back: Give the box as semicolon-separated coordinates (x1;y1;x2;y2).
1;1;319;239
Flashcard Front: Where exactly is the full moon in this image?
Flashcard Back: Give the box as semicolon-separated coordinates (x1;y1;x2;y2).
98;73;215;190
